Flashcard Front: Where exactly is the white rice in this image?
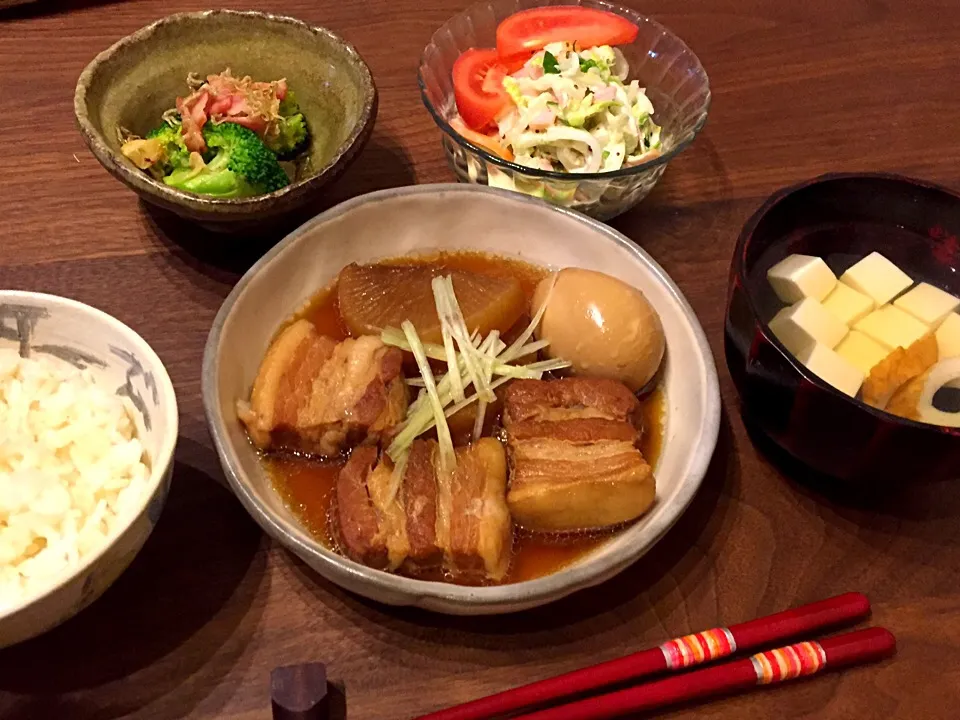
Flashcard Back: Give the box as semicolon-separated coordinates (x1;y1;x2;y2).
0;348;150;612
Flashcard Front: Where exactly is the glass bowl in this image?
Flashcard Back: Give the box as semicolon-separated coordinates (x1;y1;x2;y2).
418;0;710;221
725;173;960;485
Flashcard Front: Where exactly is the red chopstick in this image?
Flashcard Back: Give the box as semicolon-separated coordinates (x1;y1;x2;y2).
416;592;870;720
513;627;896;720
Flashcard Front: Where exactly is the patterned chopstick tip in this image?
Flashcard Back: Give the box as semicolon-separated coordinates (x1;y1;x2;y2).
751;641;827;685
659;627;736;669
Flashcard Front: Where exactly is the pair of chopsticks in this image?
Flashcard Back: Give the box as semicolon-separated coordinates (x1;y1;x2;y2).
416;592;894;720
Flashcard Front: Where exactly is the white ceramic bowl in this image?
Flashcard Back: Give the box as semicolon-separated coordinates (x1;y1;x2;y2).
203;184;720;614
0;292;178;647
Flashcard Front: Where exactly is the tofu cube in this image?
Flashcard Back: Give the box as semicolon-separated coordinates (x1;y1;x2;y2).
936;313;960;359
835;330;890;375
768;298;849;356
839;252;913;306
766;254;837;303
853;305;930;350
822;282;875;325
893;282;960;328
796;343;865;398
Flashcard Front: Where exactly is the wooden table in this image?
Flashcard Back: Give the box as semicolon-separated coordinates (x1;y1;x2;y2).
1;0;959;717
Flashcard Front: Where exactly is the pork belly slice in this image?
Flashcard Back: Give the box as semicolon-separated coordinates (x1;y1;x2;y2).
401;439;444;571
503;379;656;532
333;439;512;581
335;446;409;570
237;319;408;456
503;377;640;425
439;438;513;582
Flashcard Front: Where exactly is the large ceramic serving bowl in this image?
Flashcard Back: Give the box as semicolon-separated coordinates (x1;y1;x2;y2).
75;10;377;232
203;184;720;614
0;292;178;647
419;0;710;220
726;173;960;484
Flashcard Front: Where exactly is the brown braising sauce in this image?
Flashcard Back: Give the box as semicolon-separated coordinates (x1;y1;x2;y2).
264;251;665;585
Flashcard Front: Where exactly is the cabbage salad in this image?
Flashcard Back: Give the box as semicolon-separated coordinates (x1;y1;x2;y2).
496;42;662;174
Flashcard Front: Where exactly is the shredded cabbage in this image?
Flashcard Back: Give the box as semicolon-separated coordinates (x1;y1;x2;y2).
493;42;662;175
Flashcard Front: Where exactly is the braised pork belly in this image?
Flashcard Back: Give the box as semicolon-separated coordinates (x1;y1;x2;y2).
335;446;408;570
245;255;670;587
401;439;444;571
443;439;513;581
503;378;656;532
237;319;408;456
334;438;513;581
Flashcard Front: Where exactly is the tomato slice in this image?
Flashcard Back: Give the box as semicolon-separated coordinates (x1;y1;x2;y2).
452;48;513;131
449;117;514;161
496;7;639;59
499;53;533;74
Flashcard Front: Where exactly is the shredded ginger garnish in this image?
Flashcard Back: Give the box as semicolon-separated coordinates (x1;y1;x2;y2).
381;274;567;469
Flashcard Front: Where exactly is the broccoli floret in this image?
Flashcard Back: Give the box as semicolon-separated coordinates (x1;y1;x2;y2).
121;122;188;179
267;90;310;159
278;90;301;117
267;114;310;159
163;122;289;198
145;122;190;173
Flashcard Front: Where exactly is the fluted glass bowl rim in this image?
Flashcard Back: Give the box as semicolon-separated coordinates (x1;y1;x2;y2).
732;171;960;438
418;0;711;181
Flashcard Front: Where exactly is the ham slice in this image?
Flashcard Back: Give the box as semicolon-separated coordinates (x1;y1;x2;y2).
176;90;210;153
173;71;288;153
512;64;543;81
591;86;617;102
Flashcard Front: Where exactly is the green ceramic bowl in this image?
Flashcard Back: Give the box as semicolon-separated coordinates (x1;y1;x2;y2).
75;10;377;232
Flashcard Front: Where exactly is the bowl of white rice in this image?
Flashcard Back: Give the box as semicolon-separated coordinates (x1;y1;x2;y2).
0;291;177;647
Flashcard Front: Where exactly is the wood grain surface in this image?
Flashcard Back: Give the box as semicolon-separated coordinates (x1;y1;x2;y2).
1;0;959;718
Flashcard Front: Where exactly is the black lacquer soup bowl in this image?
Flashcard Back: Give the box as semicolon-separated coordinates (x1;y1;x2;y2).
725;173;960;484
